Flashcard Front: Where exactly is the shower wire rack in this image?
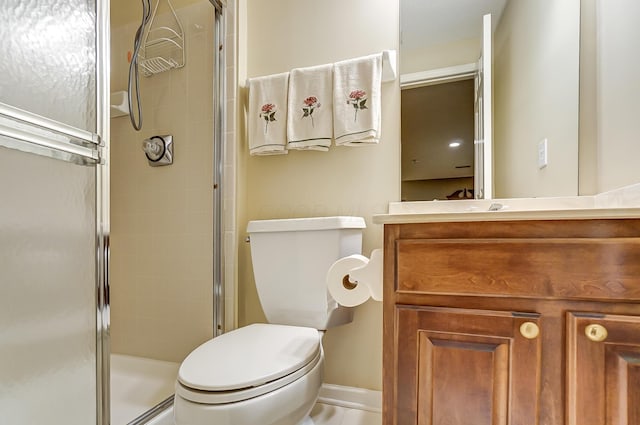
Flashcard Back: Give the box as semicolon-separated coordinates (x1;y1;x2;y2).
139;0;185;76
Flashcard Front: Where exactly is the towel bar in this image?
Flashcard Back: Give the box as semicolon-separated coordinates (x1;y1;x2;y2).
244;50;398;87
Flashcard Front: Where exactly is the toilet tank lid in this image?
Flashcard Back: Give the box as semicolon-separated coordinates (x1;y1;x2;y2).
247;216;366;233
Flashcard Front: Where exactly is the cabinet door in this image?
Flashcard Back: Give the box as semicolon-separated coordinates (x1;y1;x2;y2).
395;306;541;425
567;313;640;425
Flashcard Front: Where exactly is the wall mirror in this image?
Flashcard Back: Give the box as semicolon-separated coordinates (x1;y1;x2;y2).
400;1;501;201
400;0;640;202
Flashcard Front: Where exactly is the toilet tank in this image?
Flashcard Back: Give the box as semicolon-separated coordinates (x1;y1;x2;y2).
247;216;366;330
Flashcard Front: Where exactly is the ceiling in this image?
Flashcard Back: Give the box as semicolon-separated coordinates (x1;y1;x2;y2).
400;0;508;51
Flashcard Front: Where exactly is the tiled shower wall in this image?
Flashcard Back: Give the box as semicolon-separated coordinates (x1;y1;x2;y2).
109;0;237;363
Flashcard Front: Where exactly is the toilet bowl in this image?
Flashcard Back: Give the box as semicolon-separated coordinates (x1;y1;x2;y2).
174;217;366;425
174;324;323;425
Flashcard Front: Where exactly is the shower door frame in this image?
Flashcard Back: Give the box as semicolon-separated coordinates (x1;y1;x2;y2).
211;0;226;339
96;0;111;424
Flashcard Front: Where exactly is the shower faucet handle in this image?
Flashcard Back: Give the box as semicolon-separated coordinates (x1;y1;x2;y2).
142;135;173;166
143;138;163;156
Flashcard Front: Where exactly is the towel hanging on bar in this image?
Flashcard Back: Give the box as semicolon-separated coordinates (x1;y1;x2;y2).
332;53;383;146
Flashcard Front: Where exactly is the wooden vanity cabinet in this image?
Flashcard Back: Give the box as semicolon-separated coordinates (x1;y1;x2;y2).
396;306;541;425
382;219;640;425
566;313;640;425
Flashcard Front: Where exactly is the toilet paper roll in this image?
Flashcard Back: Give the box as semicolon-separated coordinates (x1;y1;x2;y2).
326;254;371;307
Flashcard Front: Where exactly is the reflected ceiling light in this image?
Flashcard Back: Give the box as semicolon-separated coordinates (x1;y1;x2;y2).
449;141;461;148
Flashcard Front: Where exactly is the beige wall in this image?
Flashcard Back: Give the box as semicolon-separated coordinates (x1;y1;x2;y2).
401;37;480;74
109;1;215;362
493;0;580;198
238;0;400;391
579;0;640;194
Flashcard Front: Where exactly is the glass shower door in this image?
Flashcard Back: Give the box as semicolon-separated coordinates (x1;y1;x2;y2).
0;0;109;424
0;139;98;424
0;0;97;131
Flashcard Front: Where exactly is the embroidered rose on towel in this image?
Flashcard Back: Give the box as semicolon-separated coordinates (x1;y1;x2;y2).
347;90;367;122
301;96;321;127
259;103;277;134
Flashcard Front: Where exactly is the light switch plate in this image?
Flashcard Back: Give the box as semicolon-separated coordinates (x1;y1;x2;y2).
538;138;548;169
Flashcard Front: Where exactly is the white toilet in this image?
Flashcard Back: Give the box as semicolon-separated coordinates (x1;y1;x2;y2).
174;216;366;425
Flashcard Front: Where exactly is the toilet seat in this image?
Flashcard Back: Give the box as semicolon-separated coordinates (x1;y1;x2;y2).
176;323;321;404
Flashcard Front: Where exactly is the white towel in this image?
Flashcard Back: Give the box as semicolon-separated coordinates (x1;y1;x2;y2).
286;64;333;151
333;53;383;146
248;72;290;155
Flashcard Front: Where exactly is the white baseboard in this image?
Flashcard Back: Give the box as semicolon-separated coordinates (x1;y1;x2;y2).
317;383;382;413
143;383;382;424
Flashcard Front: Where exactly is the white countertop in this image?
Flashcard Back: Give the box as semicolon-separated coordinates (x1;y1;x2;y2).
373;184;640;224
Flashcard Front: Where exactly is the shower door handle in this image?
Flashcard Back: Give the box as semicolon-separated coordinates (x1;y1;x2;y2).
0;103;101;163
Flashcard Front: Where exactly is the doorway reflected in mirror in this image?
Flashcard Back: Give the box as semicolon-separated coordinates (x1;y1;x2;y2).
401;79;474;201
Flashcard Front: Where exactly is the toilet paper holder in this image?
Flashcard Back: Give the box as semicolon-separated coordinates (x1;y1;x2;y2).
327;249;383;306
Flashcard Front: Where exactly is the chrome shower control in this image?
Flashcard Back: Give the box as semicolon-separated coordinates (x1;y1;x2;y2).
143;138;164;160
142;135;173;166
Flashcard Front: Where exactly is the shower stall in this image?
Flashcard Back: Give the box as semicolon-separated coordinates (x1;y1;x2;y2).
109;0;226;423
0;0;226;424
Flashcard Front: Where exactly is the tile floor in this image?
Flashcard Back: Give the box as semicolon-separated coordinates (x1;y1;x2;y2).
310;403;381;425
112;354;381;425
147;403;381;425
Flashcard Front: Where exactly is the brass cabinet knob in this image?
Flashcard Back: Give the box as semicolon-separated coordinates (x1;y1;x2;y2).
520;321;540;339
585;324;608;342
